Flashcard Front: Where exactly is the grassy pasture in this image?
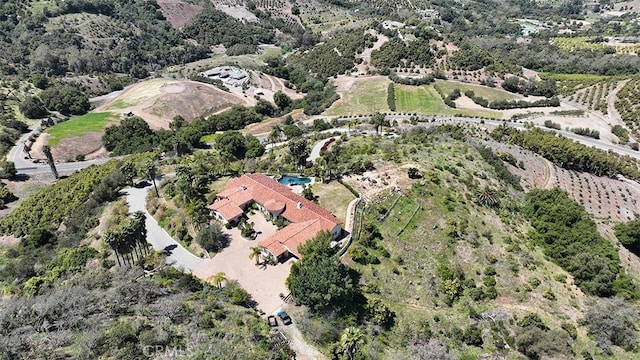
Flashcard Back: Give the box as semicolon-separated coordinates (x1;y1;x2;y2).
395;85;444;113
434;80;520;102
395;85;501;118
46;112;115;146
325;77;391;116
105;79;166;110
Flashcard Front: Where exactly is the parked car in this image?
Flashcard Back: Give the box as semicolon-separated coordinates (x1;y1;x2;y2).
277;310;292;325
267;315;278;327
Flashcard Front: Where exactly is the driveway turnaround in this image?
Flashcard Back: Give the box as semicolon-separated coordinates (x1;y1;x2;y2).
124;184;204;272
193;213;293;315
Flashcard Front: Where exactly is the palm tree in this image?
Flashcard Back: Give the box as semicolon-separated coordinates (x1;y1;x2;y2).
476;186;499;207
249;246;263;265
132;211;148;255
264;253;276;266
42;145;58;179
120;161;137;186
370;112;386;135
209;272;227;289
313;156;327;179
340;327;365;360
105;230;122;266
145;159;159;197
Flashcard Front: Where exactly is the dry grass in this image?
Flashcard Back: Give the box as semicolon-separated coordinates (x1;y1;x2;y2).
311;181;356;224
325;77;391;116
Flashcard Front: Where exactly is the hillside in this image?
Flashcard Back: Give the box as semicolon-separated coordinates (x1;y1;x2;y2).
270;125;638;359
2;0;640;359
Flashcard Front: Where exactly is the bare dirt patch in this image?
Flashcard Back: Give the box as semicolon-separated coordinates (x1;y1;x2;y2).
213;3;258;22
0;235;19;246
52;131;106;162
529;113;617;143
157;0;204;29
486;141;552;190
342;162;413;201
250;71;303;100
454;95;486;110
332;75;358;93
97;79;248;129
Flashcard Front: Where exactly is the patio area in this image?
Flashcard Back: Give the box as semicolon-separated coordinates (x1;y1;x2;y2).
193;212;294;314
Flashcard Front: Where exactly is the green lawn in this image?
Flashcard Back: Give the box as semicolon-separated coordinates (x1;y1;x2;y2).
325;77;391;116
395;85;444;113
395;85;500;118
200;134;218;144
46;112;116;146
434;79;520;102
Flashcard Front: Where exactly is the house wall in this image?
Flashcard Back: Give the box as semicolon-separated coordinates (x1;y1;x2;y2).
212;211;228;224
211;210;240;225
331;224;342;239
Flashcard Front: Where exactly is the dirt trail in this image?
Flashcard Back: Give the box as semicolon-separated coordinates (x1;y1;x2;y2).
356;31;389;74
607;79;631;130
280;324;328;360
541;158;558;189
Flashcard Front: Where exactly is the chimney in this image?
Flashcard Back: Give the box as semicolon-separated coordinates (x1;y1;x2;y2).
297;202;302;209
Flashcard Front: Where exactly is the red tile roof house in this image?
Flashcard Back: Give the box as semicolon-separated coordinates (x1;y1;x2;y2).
206;173;342;262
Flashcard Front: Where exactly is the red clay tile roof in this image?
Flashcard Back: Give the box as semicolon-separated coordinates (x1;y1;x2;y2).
259;219;325;258
208;173;342;258
264;199;285;213
207;198;243;221
217;183;254;206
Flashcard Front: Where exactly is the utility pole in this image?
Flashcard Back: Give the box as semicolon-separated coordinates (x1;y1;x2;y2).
42;145;58;179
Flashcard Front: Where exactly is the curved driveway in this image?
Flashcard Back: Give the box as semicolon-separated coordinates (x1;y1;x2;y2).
124;183;204;272
7;122;114;175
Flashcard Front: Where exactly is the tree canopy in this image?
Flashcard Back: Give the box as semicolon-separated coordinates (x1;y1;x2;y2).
287;232;354;312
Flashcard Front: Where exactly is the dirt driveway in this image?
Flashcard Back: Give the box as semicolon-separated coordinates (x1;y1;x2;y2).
193;213;294;314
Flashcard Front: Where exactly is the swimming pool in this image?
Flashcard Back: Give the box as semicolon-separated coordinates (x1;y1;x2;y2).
279;176;311;186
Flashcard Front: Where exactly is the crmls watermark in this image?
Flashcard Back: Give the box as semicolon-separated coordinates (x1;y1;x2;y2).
142;345;194;358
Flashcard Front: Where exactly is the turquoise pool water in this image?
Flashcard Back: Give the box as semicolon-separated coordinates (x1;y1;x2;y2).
279;176;311;186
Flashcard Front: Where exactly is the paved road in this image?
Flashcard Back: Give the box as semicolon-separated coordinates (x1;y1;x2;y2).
6;120;115;176
124;183;204;272
8;113;640;177
307;136;339;162
6;121;42;171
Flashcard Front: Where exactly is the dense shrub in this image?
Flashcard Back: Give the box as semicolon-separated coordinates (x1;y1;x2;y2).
195;223;230;253
493;127;640;180
387;83;396;111
524;188;636;297
583;298;639;352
